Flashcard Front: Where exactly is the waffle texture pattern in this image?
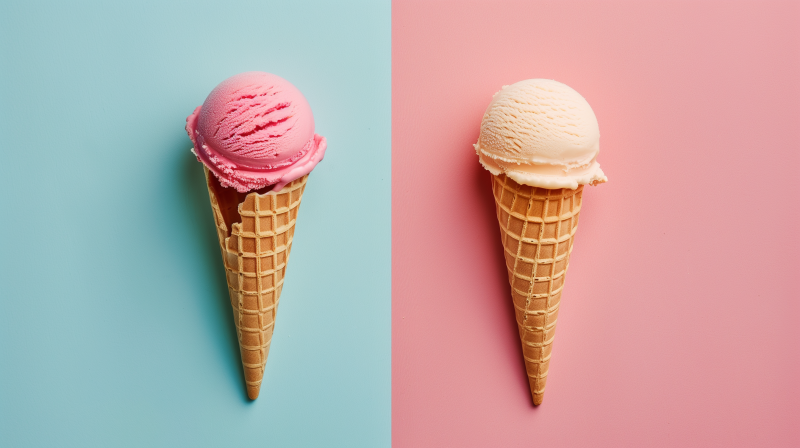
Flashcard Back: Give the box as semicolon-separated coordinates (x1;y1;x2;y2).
204;168;307;399
491;173;583;405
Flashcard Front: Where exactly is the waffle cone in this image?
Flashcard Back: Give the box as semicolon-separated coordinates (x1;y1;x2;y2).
203;167;307;400
491;173;583;406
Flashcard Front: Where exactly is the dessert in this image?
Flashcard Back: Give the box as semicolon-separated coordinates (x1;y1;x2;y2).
187;71;326;399
474;79;606;405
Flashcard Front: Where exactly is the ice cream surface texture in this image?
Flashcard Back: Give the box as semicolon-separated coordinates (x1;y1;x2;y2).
475;79;607;189
187;71;326;192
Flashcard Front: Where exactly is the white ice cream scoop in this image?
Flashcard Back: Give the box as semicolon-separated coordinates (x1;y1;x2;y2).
475;79;607;189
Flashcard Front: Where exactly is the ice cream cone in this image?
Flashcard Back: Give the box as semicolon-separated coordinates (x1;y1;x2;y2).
491;173;583;406
203;166;307;400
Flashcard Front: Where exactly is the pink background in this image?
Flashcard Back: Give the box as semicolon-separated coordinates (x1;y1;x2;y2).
392;1;800;446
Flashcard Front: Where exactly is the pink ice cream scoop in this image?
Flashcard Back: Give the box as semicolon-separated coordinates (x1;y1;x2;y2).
186;71;327;192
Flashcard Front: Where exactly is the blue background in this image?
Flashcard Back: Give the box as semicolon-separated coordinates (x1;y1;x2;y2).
0;1;390;446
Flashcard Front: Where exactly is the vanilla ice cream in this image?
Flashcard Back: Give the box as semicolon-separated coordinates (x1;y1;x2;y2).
474;79;607;189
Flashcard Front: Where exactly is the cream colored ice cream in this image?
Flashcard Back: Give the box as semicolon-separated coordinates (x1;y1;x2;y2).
474;79;607;189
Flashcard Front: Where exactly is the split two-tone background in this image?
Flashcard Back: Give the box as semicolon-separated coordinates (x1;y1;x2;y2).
1;1;798;446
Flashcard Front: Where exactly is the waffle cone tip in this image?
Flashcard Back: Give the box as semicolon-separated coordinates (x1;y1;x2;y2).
247;386;261;400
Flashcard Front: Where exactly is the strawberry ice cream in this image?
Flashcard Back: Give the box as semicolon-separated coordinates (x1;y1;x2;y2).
186;71;326;192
